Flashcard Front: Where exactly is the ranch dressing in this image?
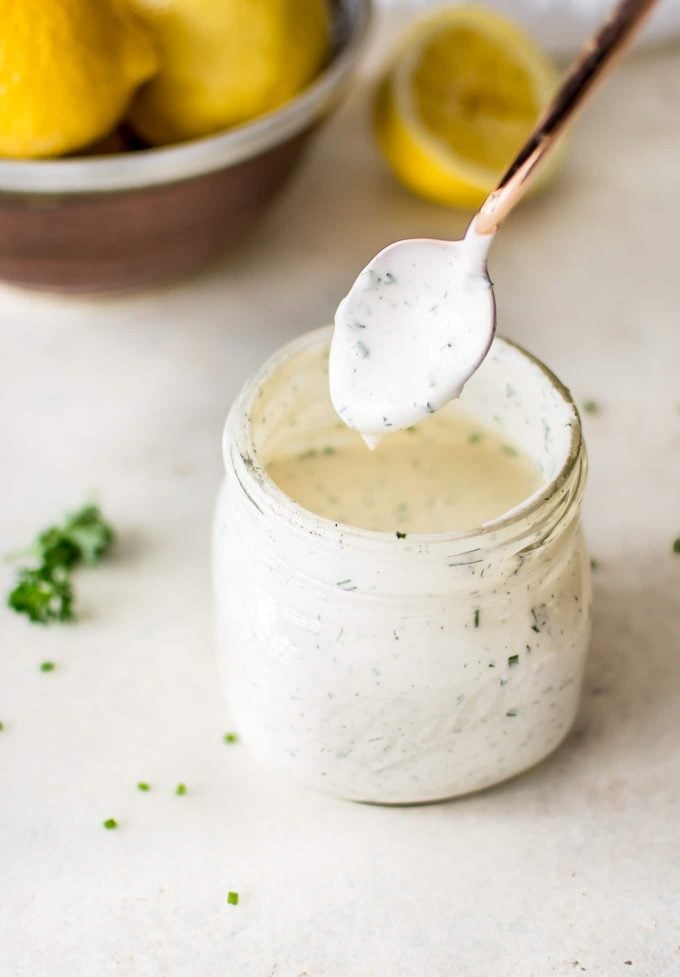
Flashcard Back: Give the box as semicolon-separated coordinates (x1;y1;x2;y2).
267;410;542;534
214;330;591;803
329;230;494;447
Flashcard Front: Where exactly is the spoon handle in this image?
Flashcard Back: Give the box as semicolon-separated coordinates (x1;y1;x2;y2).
472;0;658;237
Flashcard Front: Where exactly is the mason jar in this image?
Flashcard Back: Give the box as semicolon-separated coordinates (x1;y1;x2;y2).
214;327;590;804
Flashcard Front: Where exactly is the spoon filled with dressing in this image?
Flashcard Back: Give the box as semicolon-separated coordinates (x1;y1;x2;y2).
329;0;657;448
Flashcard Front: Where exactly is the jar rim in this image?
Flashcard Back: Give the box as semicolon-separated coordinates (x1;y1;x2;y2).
225;326;584;551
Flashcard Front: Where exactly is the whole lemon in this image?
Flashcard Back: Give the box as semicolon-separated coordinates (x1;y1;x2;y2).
128;0;330;145
0;0;158;159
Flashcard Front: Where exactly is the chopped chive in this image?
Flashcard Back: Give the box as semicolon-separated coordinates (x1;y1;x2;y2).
103;818;118;830
137;782;151;792
508;654;519;667
227;891;239;906
39;661;55;672
582;399;600;415
673;538;680;555
395;531;407;539
506;709;518;718
175;783;187;796
224;732;238;744
474;609;480;628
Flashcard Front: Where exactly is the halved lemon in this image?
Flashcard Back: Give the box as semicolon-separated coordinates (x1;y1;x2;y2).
374;5;560;208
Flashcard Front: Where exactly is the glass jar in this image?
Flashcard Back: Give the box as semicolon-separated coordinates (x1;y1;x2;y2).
214;327;590;804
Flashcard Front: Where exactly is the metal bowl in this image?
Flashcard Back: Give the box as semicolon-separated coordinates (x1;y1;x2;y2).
0;0;371;292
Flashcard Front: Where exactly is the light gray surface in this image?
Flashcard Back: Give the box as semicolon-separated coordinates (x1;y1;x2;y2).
1;39;679;977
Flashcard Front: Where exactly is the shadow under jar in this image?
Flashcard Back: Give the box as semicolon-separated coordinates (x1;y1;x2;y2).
214;327;591;804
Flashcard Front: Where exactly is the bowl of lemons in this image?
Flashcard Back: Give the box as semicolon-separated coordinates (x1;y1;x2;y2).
0;0;371;291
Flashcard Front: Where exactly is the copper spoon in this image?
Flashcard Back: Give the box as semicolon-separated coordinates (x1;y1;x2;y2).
472;0;659;237
331;0;659;441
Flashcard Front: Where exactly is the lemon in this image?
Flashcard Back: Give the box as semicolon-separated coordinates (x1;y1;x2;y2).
374;5;559;208
0;0;158;159
128;0;330;146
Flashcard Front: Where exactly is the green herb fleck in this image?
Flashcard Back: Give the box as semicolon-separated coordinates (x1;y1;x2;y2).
508;654;519;667
103;818;118;830
137;782;151;792
322;446;336;456
60;506;114;564
224;732;238;744
39;661;56;673
673;538;680;555
227;891;239;906
9;566;74;624
175;783;187;796
506;709;518;718
336;579;357;591
395;531;407;539
468;432;482;444
530;605;548;633
582;399;600;415
406;426;417;434
590;557;599;571
7;505;114;625
474;609;480;628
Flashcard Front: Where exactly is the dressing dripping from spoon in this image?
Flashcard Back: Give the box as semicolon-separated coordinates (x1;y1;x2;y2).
329;0;657;449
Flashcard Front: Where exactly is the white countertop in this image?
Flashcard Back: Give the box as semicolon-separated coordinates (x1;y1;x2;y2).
1;33;679;977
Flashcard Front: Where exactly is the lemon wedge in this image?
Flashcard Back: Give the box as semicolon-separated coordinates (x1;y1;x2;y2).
374;5;559;208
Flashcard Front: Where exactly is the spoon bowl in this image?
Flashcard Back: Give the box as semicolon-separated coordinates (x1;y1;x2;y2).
329;233;495;446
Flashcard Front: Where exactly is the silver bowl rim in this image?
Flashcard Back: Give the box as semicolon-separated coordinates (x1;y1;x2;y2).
0;0;372;196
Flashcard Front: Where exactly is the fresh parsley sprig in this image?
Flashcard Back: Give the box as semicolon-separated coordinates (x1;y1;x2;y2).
7;505;114;625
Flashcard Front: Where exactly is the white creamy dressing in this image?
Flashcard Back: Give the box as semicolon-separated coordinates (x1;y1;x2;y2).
329;228;494;448
215;332;591;803
215;218;591;803
267;408;542;534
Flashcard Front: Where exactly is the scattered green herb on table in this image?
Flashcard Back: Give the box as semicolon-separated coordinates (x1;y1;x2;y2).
227;891;239;906
103;818;118;830
137;782;151;792
6;505;114;624
673;538;680;555
175;783;187;796
9;567;73;624
223;732;238;744
39;661;56;673
395;531;407;539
